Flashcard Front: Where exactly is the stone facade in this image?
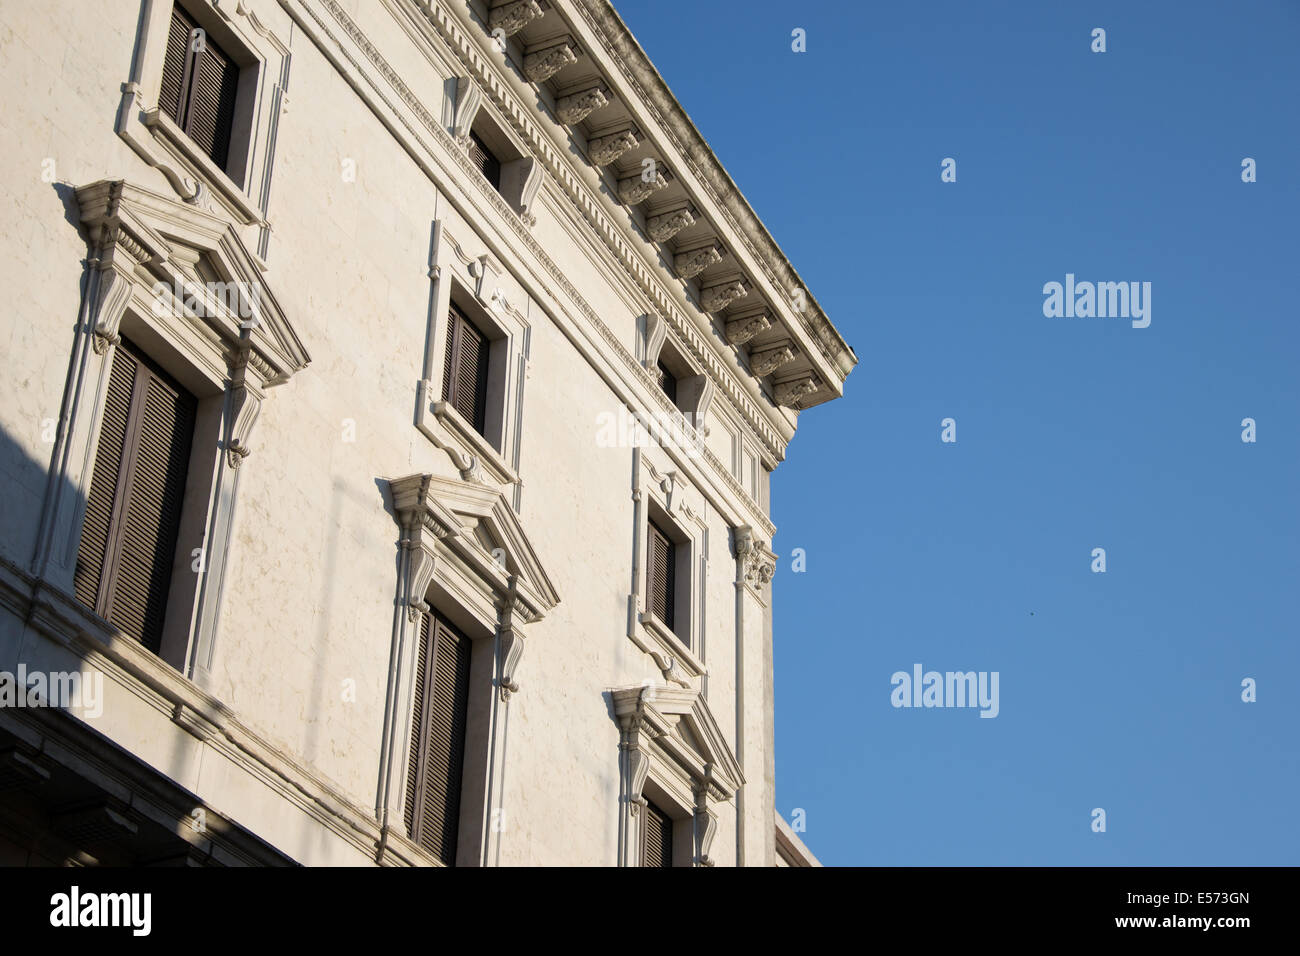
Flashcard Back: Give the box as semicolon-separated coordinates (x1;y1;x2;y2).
0;0;854;866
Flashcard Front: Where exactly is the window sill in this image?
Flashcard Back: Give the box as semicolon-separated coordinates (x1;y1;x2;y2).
638;610;706;678
142;108;264;224
432;400;519;486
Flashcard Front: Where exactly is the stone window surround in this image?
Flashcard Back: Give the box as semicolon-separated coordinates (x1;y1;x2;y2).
447;75;545;225
381;473;560;866
114;0;292;236
612;683;742;867
628;449;708;682
31;178;309;690
640;311;713;430
416;219;531;494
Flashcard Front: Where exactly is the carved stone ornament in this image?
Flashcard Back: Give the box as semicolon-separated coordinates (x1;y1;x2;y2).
734;526;776;588
673;243;723;279
488;0;542;37
700;279;749;314
587;128;639;167
555;86;608;125
523;38;578;84
650;651;693;689
497;627;525;701
694;787;718;867
617;172;667;206
725;312;771;345
642;312;667;369
749;343;795;377
451;77;484;145
646;207;694;242
775;376;819;408
223;343;262;469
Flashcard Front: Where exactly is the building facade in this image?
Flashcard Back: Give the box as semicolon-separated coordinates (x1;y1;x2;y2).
0;0;853;866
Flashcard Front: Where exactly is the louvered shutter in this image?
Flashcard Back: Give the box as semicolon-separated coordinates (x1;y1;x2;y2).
158;5;196;126
643;801;672;868
186;34;240;169
405;611;471;865
74;339;195;654
157;5;240;170
647;520;675;631
441;306;490;437
74;347;136;609
404;611;431;839
468;131;501;190
657;360;677;406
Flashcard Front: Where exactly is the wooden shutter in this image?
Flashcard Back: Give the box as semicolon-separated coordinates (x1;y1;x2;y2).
647;520;676;631
468;131;502;190
403;611;431;840
643;801;672;868
405;610;472;865
74;339;196;654
158;5;197;126
657;360;677;406
73;347;136;610
441;305;490;437
157;4;240;170
186;36;240;170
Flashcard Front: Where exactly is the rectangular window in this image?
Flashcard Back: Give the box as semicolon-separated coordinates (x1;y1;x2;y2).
646;520;676;632
159;4;240;170
404;609;472;865
74;338;196;655
441;303;491;437
643;800;672;868
468;130;502;190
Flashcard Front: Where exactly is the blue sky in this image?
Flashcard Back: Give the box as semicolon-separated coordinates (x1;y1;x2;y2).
615;0;1300;864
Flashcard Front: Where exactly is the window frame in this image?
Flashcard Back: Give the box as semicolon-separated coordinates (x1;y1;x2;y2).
32;179;309;685
416;222;533;492
74;335;199;657
630;450;708;678
384;474;560;867
612;684;742;867
114;0;291;228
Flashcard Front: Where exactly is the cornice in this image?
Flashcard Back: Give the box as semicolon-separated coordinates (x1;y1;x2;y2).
565;0;857;389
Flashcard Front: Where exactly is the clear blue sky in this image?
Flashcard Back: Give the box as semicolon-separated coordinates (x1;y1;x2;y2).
615;0;1300;864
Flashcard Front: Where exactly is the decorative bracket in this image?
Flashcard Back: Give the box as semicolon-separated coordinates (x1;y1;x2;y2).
451;76;484;145
588;127;639;167
555;84;608;125
725;311;772;345
646;205;695;243
673;242;723;280
700;279;749;313
523;36;579;83
488;0;543;38
749;342;795;378
774;376;819;408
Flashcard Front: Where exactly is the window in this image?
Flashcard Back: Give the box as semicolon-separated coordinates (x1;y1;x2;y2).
158;4;240;172
646;519;676;632
467;130;502;191
383;473;559;866
643;801;673;868
73;338;196;655
441;303;491;437
404;609;472;865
